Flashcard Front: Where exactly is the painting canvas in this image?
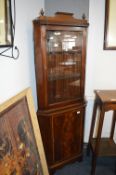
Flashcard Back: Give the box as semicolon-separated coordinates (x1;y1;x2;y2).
0;88;49;175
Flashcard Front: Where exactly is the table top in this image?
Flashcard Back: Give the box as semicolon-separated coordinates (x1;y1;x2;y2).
95;90;116;103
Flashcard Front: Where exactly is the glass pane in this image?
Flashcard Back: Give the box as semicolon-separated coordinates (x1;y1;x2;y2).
47;30;83;104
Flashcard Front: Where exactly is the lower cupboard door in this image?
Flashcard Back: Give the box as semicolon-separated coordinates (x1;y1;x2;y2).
53;109;84;162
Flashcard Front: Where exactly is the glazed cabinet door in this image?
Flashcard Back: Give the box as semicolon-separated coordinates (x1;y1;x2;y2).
46;29;86;107
53;108;84;162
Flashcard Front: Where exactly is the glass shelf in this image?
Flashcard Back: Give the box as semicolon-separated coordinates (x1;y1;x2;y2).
48;73;80;81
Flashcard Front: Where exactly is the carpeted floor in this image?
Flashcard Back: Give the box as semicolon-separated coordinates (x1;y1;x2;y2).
54;150;116;175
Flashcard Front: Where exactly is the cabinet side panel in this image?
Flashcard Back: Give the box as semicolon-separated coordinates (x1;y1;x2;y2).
37;114;53;164
81;28;87;97
33;23;47;109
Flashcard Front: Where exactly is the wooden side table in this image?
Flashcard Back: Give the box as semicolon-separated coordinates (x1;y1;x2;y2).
87;90;116;175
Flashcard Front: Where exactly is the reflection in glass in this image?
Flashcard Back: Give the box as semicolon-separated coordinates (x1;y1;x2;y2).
0;0;12;46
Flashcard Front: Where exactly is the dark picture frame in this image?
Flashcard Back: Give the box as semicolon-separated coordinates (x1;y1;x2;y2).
0;88;49;175
104;0;116;50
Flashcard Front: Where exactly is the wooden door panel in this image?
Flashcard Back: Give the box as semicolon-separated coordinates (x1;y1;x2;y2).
53;109;83;162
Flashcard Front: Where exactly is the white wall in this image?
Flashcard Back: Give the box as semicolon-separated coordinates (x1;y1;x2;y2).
84;0;116;142
0;0;44;110
45;0;89;19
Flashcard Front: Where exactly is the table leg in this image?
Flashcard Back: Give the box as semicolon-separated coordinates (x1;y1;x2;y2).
90;107;105;175
87;99;98;156
110;110;116;140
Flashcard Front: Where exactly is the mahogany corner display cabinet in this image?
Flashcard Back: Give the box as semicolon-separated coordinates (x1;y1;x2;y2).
33;12;89;173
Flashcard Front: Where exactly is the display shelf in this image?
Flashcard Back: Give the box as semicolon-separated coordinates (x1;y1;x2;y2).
91;138;116;157
33;12;88;173
48;50;82;54
48;73;80;81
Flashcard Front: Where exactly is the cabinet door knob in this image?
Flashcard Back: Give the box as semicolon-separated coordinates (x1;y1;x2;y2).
77;111;80;114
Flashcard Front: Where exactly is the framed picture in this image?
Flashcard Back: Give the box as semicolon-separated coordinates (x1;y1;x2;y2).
0;88;49;175
0;0;13;46
104;0;116;49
